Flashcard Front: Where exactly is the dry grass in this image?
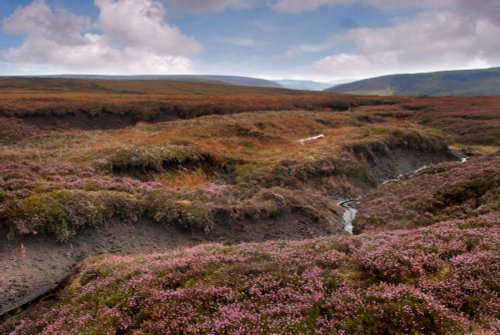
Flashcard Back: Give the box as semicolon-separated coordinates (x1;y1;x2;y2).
0;86;498;241
0;109;407;177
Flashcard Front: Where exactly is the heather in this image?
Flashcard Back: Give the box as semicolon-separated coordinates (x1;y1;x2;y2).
0;158;344;241
406;97;500;146
354;153;500;233
1;86;499;333
10;217;499;335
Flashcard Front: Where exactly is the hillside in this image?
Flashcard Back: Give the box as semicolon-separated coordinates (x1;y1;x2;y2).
327;67;500;96
28;74;283;89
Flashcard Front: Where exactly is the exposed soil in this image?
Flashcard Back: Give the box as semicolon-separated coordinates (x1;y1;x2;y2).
0;206;341;320
366;149;457;183
5;110;178;131
211;210;342;244
0;221;188;317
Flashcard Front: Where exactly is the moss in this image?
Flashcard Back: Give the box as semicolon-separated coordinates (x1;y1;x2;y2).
246;198;281;218
355;128;451;159
458;220;495;229
271;156;375;188
10;190;142;241
80;266;116;286
144;191;214;232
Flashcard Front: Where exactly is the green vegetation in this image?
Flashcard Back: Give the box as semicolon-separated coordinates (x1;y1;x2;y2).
328;67;500;96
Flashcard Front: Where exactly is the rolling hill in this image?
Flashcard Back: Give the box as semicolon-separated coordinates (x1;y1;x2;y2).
327;67;500;96
26;74;283;89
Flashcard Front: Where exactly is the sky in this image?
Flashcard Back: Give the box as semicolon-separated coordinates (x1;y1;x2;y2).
0;0;499;81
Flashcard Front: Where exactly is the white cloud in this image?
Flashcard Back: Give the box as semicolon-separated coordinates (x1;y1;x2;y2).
96;0;201;56
312;9;500;79
2;0;201;74
3;0;90;45
166;0;253;13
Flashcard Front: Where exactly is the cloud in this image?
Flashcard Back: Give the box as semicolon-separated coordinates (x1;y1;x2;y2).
275;41;335;61
312;8;500;78
2;0;201;74
269;0;461;14
166;0;253;13
269;0;353;14
452;0;500;25
216;36;260;48
3;0;91;45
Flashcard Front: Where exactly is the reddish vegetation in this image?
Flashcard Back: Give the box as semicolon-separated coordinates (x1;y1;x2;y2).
404;96;500;145
0;118;41;144
0;81;499;334
354;153;499;233
0;78;400;129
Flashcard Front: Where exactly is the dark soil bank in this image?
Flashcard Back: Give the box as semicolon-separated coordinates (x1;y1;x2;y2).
0;210;340;318
0;221;184;317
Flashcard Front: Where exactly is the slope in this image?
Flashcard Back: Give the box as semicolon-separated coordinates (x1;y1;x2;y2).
327;67;500;96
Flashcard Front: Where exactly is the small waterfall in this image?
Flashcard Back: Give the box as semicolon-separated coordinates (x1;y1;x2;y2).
338;199;360;235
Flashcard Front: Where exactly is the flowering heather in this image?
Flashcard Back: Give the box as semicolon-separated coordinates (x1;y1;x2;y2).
0;161;165;196
9;217;499;335
354;153;500;233
0;160;171;239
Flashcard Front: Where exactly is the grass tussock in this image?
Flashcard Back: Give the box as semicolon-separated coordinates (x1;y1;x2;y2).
100;146;236;181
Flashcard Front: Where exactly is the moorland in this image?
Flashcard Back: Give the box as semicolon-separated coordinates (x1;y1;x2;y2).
0;78;498;334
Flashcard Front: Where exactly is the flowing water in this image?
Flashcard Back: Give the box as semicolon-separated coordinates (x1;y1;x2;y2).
338;154;469;234
337;200;360;234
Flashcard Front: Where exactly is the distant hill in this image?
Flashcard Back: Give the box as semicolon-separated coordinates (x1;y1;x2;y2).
276;80;332;91
277;79;355;91
39;74;283;89
327;67;500;96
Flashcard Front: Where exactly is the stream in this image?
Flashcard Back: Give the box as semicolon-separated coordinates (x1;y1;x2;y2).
338;155;469;234
337;199;360;234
